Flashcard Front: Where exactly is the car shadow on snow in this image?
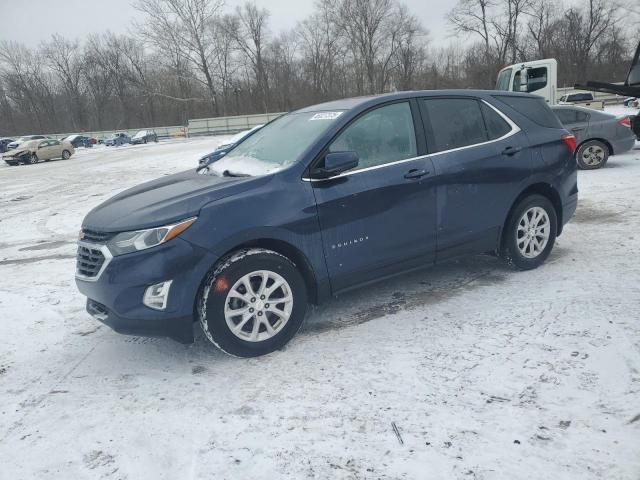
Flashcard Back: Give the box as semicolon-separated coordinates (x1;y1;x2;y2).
98;248;571;364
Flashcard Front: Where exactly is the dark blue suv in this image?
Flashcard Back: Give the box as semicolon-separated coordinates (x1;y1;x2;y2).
76;91;578;357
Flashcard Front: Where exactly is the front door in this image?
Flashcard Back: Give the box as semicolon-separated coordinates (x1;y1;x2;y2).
311;101;437;293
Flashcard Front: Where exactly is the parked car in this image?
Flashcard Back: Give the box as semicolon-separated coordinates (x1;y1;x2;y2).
76;90;578;357
3;138;74;165
131;130;158;144
63;134;93;148
631;113;640;140
551;105;636;169
0;138;14;153
558;91;603;110
623;97;638;107
6;135;50;151
104;133;130;146
198;125;264;167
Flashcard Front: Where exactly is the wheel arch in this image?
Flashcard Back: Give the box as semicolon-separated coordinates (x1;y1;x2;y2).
214;238;320;305
501;182;563;251
577;137;613;155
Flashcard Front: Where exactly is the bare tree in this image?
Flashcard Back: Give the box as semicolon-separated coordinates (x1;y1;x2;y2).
134;0;224;114
41;34;86;130
229;2;271;112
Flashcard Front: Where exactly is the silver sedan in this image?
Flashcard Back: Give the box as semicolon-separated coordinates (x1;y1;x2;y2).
552;105;637;169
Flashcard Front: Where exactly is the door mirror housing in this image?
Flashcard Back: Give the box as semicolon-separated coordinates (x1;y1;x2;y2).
519;67;529;92
310;151;359;179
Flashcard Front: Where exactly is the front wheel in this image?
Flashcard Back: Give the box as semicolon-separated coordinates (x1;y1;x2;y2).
28;153;39;165
198;249;308;357
62;149;71;160
576;140;608;169
501;194;557;270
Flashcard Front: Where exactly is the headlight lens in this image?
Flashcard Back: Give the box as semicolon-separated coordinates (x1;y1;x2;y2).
106;217;197;256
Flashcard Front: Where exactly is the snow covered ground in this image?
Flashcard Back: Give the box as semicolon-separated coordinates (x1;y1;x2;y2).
1;136;639;479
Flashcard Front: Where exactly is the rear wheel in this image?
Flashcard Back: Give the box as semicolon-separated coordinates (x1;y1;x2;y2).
198;249;307;357
62;149;71;160
576;140;608;169
501;194;557;270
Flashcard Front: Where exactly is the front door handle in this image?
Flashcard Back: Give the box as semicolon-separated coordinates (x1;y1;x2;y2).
404;168;429;179
571;127;585;132
501;146;522;156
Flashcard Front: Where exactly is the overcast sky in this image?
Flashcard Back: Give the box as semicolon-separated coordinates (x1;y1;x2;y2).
0;0;454;48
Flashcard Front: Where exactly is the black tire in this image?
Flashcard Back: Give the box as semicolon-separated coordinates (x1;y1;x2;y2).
62;149;71;160
198;248;308;357
501;194;557;270
576;140;609;170
144;138;147;144
29;153;39;165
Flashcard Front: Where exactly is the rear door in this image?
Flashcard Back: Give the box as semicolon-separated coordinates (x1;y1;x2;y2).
48;140;63;158
419;97;531;259
555;108;589;143
37;140;54;160
310;100;437;292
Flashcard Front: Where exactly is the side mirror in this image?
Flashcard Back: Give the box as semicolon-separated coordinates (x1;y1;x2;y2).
310;151;359;179
519;68;529;92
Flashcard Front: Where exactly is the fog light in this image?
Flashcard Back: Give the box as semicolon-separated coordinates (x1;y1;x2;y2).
143;280;173;310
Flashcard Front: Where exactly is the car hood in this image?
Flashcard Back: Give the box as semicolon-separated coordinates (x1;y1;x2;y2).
5;147;31;156
82;169;260;232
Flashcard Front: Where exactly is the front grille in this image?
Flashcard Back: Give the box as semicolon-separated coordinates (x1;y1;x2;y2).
81;229;115;243
77;244;106;278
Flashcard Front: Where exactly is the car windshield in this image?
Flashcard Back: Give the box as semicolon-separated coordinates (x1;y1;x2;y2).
224;125;263;146
208;111;344;176
495;68;512;91
133;131;146;138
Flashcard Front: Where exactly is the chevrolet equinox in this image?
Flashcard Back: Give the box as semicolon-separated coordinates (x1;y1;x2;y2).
76;91;578;357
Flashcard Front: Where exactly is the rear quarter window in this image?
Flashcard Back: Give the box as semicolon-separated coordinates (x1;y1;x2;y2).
480;103;512;139
494;95;563;129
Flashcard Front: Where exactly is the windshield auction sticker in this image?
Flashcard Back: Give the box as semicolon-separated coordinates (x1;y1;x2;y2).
309;112;343;121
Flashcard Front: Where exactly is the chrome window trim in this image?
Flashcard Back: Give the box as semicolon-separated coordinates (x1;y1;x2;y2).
302;99;520;183
75;241;113;282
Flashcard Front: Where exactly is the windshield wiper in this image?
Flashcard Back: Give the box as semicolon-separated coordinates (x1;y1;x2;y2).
222;169;251;177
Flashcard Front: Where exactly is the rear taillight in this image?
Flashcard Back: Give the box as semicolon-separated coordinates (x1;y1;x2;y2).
561;134;577;154
618;116;631;128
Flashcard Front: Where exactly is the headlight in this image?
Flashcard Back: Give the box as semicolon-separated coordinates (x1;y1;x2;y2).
106;217;197;256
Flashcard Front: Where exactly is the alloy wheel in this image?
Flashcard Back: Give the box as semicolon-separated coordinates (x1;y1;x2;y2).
517;206;550;258
224;270;293;342
581;145;605;166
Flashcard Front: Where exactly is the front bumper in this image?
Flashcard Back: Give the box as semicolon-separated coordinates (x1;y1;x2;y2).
76;237;219;343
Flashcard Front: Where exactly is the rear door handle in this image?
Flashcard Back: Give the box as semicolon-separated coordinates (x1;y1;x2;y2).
571;127;585;132
404;168;429;179
501;146;522;156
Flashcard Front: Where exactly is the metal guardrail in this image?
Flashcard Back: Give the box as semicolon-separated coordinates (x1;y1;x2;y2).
187;112;285;137
23;112;286;142
43;125;187;142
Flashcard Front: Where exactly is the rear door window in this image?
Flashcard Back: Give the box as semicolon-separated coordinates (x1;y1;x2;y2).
421;98;487;152
554;109;578;125
576;110;590;122
328;101;417;170
493;95;563;128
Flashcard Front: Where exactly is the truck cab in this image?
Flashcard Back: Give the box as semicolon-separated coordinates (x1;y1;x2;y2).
496;59;558;105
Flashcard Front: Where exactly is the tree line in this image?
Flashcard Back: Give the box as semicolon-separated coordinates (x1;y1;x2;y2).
0;0;636;136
